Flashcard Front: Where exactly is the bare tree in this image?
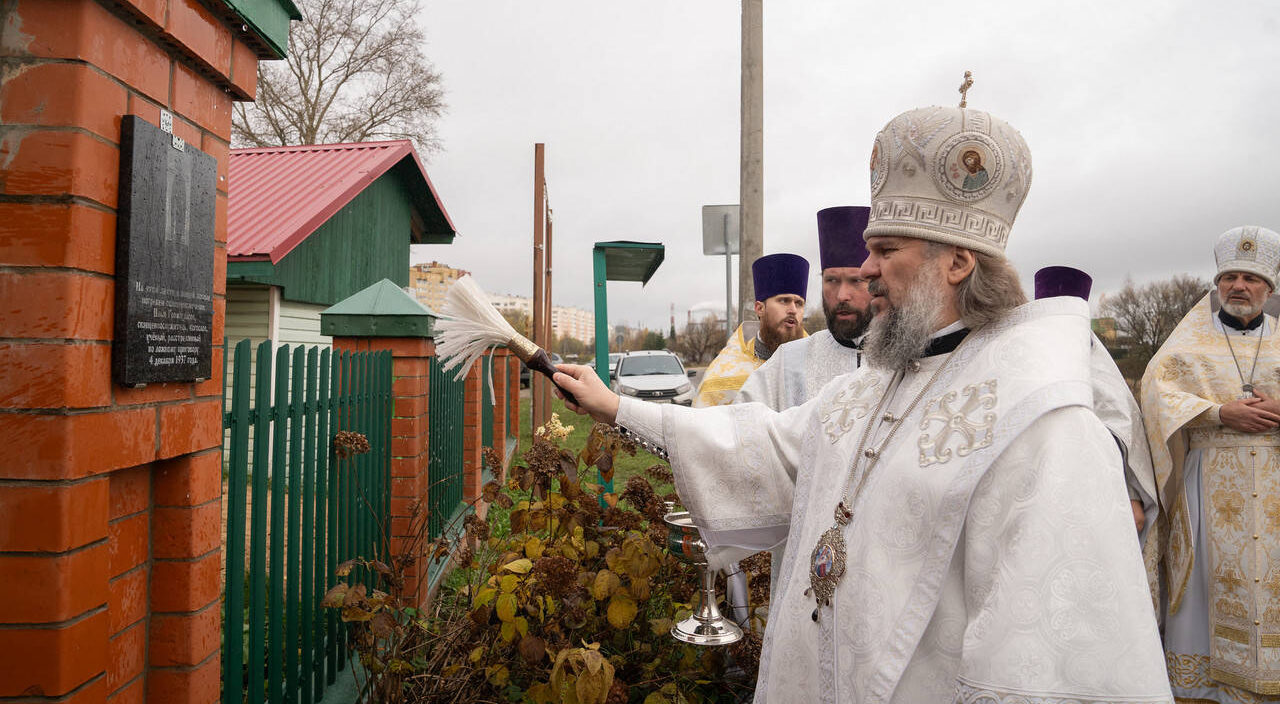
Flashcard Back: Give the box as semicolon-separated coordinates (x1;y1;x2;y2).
803;308;825;335
669;319;728;365
233;0;445;151
1099;274;1209;380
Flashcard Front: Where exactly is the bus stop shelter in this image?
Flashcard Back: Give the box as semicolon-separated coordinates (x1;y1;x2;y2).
592;241;665;386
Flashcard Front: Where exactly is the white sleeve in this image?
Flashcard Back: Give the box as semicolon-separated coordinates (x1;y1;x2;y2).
736;354;781;408
953;406;1172;701
615;396;808;553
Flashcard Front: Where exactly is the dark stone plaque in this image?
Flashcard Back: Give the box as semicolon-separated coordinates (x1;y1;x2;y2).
113;115;216;386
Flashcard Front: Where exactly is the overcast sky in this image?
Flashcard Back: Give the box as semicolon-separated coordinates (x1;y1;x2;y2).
410;0;1280;331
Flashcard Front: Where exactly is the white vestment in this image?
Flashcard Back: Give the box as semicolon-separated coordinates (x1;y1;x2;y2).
618;299;1171;703
1089;334;1161;545
1142;297;1280;702
737;329;862;411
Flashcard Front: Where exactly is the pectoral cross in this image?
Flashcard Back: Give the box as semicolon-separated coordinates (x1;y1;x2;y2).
958;71;974;108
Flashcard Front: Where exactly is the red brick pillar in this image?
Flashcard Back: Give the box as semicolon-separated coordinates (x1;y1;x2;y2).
491;349;510;471
461;363;485;503
332;336;433;606
0;0;285;701
322;280;439;607
509;355;522;451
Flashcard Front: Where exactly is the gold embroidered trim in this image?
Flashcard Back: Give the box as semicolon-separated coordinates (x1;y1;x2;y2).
1210;666;1280;695
1261;633;1280;647
1215;623;1250;644
1167;651;1214;689
1167;489;1195;613
1189;427;1280;449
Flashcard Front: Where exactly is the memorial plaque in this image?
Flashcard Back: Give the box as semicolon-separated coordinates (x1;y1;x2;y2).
113;115;216;386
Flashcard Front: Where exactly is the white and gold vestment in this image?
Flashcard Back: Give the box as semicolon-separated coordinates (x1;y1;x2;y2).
1143;294;1280;702
621;298;1171;702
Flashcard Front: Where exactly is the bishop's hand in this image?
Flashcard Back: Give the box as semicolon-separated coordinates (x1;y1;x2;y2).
1250;389;1280;419
1220;396;1280;433
552;365;620;425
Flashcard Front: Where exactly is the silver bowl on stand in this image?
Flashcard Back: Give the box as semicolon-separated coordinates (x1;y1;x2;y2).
663;507;743;646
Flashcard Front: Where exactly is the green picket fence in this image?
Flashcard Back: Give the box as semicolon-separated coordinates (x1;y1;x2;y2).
424;355;466;589
481;356;494;461
221;339;392;704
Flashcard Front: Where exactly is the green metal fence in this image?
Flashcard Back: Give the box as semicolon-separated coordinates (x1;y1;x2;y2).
222;339;392;704
481;357;494;479
425;356;466;586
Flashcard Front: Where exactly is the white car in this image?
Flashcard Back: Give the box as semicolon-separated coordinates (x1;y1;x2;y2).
611;350;695;406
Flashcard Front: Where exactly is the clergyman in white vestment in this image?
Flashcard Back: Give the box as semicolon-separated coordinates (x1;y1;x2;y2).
553;99;1171;703
738;205;873;411
1143;226;1280;702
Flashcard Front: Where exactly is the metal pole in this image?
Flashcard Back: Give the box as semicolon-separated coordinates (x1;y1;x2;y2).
738;0;763;326
542;211;554;418
531;143;546;431
592;247;609;387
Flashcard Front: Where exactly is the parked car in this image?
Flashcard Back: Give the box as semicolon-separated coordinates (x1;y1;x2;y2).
587;353;624;376
610;350;695;405
520;352;563;388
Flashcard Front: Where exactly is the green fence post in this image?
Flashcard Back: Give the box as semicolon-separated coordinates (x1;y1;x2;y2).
300;347;318;704
316;348;333;689
249;341;274;704
330;350;346;676
222;340;251;704
285;347;304;702
269;345;290;701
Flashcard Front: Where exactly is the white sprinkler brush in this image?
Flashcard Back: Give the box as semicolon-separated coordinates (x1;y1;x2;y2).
435;275;578;405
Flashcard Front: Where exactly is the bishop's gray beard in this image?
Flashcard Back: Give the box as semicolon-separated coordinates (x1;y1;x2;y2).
1223;300;1263;322
863;267;946;371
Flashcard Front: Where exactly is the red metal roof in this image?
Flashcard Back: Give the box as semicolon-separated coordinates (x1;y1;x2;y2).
227;140;456;262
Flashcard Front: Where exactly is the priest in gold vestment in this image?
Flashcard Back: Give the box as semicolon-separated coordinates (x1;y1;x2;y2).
1143;226;1280;703
693;254;809;408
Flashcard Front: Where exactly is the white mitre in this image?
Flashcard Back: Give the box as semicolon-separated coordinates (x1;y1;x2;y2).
865;94;1032;258
1213;225;1280;290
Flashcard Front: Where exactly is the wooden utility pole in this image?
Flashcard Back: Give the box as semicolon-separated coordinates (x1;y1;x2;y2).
541;211;554;418
531;143;547;432
738;0;764;326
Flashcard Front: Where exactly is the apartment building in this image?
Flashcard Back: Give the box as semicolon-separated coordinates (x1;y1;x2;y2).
409;261;470;313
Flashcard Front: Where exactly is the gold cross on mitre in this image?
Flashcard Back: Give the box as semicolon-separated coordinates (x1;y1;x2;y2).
958;71;974;108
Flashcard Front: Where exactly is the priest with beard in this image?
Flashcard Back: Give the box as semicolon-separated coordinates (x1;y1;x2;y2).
738;206;874;410
550;95;1170;702
692;253;809;407
1141;226;1280;702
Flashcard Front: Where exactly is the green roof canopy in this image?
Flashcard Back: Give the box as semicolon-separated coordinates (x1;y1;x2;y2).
320;278;437;337
592;241;665;389
594;241;665;285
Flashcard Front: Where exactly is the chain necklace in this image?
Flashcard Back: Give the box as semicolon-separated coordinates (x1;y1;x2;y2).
804;337;968;622
1222;322;1265;398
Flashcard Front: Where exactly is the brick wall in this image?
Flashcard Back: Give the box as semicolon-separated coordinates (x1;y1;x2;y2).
461;362;484;503
491;349;510;470
0;0;269;701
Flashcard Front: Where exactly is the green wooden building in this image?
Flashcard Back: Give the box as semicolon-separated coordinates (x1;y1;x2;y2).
225;140;455;351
